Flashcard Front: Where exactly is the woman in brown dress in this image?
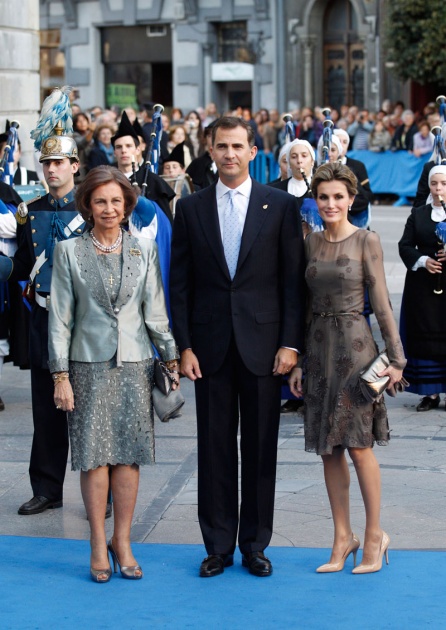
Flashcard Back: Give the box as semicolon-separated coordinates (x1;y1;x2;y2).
289;162;406;574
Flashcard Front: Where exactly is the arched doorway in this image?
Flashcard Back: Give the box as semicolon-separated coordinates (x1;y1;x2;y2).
323;0;364;110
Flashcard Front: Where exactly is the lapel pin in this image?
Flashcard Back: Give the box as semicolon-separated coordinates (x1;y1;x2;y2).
263;204;268;210
129;248;141;256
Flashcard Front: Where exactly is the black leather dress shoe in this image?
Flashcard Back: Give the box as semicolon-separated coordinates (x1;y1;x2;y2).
242;551;273;577
416;396;440;412
280;400;304;414
199;554;234;577
18;496;63;515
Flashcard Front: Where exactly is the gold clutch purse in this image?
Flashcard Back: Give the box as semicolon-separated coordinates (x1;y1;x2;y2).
359;351;409;403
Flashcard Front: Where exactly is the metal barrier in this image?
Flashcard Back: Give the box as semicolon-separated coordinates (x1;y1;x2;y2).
249;151;280;184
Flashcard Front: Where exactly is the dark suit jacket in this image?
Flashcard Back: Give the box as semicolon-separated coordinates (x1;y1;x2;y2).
186;152;218;190
134;168;175;224
345;157;374;215
413;160;433;208
170;179;306;376
13;165;39;185
268;178;289;192
391;123;418;152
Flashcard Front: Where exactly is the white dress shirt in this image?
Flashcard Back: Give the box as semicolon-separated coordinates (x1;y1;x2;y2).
216;176;252;241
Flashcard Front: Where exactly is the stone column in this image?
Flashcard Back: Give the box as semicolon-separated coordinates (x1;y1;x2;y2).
301;37;316;108
202;44;213;107
0;1;40;169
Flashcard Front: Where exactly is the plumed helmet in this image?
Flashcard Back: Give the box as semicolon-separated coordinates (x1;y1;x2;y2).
30;86;80;163
39;120;79;162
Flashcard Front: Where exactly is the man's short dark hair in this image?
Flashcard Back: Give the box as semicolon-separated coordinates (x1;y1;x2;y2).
211;116;255;148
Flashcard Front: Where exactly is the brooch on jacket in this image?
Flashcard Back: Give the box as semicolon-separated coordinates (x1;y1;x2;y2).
129;248;141;256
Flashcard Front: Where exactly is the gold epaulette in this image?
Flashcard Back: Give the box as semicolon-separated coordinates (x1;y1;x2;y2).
15;195;41;225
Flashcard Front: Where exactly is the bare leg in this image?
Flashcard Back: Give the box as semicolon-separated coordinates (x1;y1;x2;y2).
80;466;110;576
348;447;383;564
321;447;356;562
109;463;141;571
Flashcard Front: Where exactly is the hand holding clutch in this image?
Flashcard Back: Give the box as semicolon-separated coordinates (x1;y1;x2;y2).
359;351;408;402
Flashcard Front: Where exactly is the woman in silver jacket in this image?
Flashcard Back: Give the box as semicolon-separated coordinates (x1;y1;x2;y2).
48;166;179;583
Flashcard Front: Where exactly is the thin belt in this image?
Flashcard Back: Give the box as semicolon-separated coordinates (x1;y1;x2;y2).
313;311;360;317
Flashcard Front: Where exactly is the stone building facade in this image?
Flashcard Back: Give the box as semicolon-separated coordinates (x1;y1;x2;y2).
38;0;405;115
0;1;40;168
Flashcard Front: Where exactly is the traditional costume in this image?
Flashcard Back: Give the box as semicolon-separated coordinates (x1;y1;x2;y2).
399;165;446;405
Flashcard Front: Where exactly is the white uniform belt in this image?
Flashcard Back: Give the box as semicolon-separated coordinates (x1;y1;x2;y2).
29;250;47;284
29;214;84;284
35;293;50;310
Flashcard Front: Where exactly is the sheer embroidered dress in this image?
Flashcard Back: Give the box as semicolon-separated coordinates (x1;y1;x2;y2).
303;230;405;455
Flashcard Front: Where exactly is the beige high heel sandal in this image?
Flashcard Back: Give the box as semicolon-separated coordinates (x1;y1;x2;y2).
107;539;143;580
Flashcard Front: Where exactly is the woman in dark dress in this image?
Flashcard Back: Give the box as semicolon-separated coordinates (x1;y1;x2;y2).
289;163;406;574
87;124;117;170
398;165;446;410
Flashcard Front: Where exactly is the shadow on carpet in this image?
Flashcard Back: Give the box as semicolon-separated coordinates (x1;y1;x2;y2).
1;536;444;630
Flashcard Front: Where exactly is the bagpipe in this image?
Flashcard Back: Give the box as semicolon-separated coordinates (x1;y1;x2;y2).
321;107;334;164
283;113;295;144
130;104;165;232
0;120;20;185
434;202;446;295
431;95;446;165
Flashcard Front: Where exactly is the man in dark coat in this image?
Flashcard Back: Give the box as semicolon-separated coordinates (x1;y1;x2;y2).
112;111;175;223
170;116;306;579
186;123;219;190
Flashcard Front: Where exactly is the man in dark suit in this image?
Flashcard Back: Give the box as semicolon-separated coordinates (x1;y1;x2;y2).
186;122;219;190
170;117;306;578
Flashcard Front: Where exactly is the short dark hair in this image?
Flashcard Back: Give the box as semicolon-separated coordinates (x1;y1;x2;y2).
75;166;138;224
311;162;358;198
211;116;255;147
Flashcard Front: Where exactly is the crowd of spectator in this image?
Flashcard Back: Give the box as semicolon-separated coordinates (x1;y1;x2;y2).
63;96;439;184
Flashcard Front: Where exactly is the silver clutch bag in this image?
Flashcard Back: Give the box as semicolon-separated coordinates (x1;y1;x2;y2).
359;351;409;402
359;351;391;402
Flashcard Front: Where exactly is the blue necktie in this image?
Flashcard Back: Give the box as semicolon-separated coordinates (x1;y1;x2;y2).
223;189;241;279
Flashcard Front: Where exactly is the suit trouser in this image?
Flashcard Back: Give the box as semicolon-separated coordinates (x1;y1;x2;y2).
195;338;282;555
28;304;69;501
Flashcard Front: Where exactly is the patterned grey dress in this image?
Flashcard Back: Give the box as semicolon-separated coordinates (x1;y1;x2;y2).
303;230;406;455
68;253;155;471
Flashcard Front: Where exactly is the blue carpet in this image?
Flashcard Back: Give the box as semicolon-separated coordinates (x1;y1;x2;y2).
0;537;444;630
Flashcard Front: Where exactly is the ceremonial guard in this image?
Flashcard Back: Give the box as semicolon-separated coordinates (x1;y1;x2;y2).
113;109;174;317
112;110;175;224
0;87;86;514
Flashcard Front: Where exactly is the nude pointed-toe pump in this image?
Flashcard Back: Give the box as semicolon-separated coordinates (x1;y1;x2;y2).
352;531;390;575
316;533;361;573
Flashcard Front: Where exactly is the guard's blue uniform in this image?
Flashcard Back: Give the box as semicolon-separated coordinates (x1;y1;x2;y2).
0;190;85;501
